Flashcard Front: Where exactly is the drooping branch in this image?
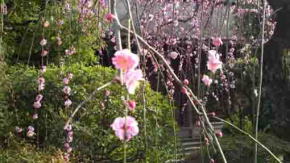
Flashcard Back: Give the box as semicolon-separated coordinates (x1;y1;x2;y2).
111;2;228;162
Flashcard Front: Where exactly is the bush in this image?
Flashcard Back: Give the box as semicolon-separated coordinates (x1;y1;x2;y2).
4;0;105;65
0;139;65;162
1;63;178;162
217;133;290;163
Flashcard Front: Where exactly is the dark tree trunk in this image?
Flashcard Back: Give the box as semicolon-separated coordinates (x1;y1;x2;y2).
264;0;290;161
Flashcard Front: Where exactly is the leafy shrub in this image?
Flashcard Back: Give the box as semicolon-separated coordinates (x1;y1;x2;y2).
0;139;65;162
217;133;290;163
4;0;105;65
1;63;178;162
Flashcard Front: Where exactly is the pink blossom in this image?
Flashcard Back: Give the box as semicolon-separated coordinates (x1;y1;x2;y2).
64;143;70;149
66;136;73;143
99;0;106;7
37;77;45;84
64;124;72;131
35;94;43;102
195;121;201;127
169;51;179;60
66;147;73;153
123;69;144;94
207;50;222;73
173;20;179;26
40;39;47;46
110;37;116;43
127;100;136;111
212;37;223;47
63;78;70;85
43;21;50;27
63;153;70;161
105;90;111;96
181;87;187;94
208;112;216;117
15;126;23;133
64;99;72;107
167;38;177;45
27;130;35;137
32;113;38;119
183;79;189;85
56;36;62;46
205;137;209;145
65;47;76;55
112;49;139;72
28;126;34;131
111;116;139;141
67;131;73;137
33;101;42;109
67;73;73;79
41;50;49;57
202;75;213;87
63;86;71;95
148;14;154;21
216;131;223;137
40;66;47;73
38;83;45;91
104;13;115;22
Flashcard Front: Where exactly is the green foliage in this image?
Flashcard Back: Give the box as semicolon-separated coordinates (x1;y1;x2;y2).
224;114;254;135
0;139;65;162
3;0;105;65
1;63;177;162
218;133;290;163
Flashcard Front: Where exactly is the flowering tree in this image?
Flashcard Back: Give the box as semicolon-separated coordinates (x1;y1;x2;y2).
0;0;289;162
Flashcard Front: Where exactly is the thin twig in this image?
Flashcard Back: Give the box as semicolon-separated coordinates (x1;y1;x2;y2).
254;1;267;163
111;0;122;50
123;0;148;152
64;81;112;127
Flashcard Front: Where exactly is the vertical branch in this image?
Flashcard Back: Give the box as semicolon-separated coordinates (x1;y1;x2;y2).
197;2;204;98
111;0;122;50
254;1;267;163
124;0;148;153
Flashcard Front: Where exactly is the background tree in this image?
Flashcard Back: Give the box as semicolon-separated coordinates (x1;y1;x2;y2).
264;0;290;160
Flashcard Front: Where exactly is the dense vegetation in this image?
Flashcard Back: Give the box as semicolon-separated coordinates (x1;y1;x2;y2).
1;0;290;162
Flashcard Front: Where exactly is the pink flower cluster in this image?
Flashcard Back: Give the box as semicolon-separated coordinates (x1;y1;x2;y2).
65;46;76;56
63;124;73;161
111;116;139;141
27;64;47;137
112;49;139;72
201;50;222;87
127;100;136;111
202;75;212;87
40;38;49;57
63;73;73;108
27;126;35;137
112;49;143;94
37;77;45;91
99;0;106;7
104;13;115;23
207;50;222;73
24;34;49;138
110;50;142;141
212;37;223;47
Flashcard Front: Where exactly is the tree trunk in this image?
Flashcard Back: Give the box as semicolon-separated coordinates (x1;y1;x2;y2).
264;0;290;144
